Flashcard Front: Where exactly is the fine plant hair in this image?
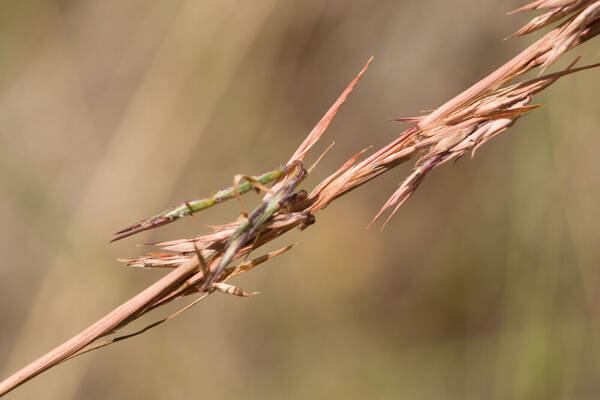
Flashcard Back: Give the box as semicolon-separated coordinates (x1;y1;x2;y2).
1;1;599;396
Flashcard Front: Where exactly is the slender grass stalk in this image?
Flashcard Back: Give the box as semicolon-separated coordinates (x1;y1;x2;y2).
1;1;598;396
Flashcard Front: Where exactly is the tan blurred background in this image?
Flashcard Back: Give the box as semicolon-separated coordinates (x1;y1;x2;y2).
1;0;599;399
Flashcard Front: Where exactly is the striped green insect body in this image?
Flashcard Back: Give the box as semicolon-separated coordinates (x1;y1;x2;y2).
201;160;308;289
111;166;287;242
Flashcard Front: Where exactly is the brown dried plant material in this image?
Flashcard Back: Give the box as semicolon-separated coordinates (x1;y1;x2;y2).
307;2;600;227
1;2;599;396
507;0;594;37
287;56;373;164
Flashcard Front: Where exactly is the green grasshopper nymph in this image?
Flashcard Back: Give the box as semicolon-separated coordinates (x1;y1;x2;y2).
110;165;291;242
200;160;308;290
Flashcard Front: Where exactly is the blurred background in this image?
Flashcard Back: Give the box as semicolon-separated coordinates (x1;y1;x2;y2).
1;0;599;399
